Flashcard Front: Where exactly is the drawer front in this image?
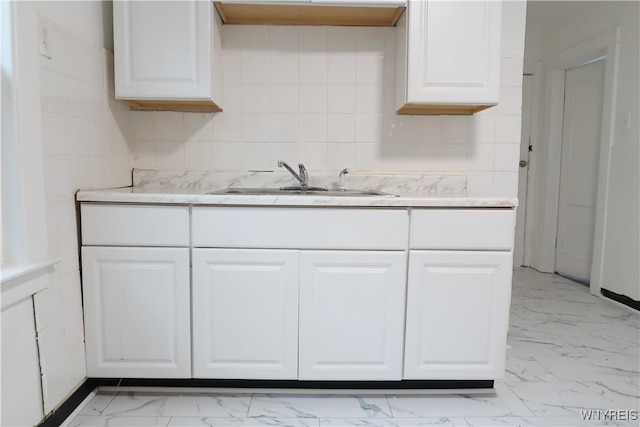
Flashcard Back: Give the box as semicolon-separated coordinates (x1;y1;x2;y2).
410;209;515;250
81;204;190;246
192;207;408;250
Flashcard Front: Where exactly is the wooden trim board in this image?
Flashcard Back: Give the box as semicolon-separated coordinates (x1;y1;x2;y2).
214;3;406;27
396;104;495;116
122;99;223;113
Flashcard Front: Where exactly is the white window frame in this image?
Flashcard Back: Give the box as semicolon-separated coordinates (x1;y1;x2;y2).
1;1;56;310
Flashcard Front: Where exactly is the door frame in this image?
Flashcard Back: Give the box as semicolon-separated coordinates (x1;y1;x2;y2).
538;27;620;295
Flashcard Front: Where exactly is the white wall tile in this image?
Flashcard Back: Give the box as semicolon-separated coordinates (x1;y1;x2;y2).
270;114;298;143
467;172;494;197
327;143;356;170
185;141;214;170
222;84;243;113
328;85;356;114
270;53;299;84
355;27;385;51
356;114;384;143
356;85;384;114
155;112;184;141
299;85;327;113
130;111;155;141
441;116;469;144
299;54;328;84
299;26;327;51
299;143;328;170
269;142;300;167
242;84;270;113
132;140;157;169
494;144;521;171
242;51;270;84
496;115;523;143
183;113;214;142
469;114;497;143
496;86;523;115
242;113;270;142
299;114;327;143
356;53;385;85
213;142;243;171
155;141;185;169
328;114;355;142
213;113;242;142
493;171;519;197
439;145;467;171
467;144;496;171
328;54;357;84
242;142;271;170
270;85;299;113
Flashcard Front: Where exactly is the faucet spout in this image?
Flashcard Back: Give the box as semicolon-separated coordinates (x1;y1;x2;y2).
278;160;308;190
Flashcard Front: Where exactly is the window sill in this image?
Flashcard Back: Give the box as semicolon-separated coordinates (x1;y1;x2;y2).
1;259;59;310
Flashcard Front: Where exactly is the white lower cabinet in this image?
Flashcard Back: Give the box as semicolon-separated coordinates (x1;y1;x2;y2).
192;249;299;379
403;251;512;379
82;246;191;378
299;251;407;380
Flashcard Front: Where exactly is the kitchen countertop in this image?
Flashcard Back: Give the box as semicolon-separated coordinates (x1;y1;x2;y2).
77;186;517;208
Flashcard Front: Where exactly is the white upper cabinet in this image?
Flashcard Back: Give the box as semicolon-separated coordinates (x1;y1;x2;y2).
395;0;502;115
113;0;223;112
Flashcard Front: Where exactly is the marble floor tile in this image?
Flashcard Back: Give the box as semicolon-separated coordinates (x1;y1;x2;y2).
387;384;534;418
100;392;252;418
168;417;320;426
78;392;118;416
533;356;640;383
506;381;640;417
319;418;469;426
465;416;638;426
68;415;171;426
248;395;392;418
497;357;561;383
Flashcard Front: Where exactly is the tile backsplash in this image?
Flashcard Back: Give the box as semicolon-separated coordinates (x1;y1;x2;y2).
131;4;525;198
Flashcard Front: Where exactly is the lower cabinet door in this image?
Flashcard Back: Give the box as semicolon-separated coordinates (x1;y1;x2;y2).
404;251;512;379
299;251;407;380
192;249;299;379
82;246;191;378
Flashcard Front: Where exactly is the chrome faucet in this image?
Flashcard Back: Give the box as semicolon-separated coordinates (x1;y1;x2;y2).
278;160;309;190
338;168;350;191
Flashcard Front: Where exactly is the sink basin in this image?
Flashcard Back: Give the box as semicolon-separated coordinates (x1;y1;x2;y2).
207;187;397;197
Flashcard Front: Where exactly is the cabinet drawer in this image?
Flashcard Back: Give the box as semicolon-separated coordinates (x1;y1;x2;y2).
410;209;515;250
81;204;190;246
192;207;408;250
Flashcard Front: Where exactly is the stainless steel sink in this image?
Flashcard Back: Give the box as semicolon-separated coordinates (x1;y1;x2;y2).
206;187;397;197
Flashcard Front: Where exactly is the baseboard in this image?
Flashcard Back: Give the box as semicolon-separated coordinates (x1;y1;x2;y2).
602;288;640;311
89;378;493;389
37;379;97;427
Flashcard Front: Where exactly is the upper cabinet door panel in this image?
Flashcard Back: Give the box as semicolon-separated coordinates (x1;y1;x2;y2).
114;1;212;100
406;0;501;105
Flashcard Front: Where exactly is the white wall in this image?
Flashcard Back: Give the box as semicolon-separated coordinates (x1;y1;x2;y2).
525;1;640;300
32;0;133;416
131;1;527;198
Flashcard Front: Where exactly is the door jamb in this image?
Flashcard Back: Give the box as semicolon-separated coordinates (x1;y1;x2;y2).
538;27;620;296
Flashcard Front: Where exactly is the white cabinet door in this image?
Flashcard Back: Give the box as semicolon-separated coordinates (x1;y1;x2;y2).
192;249;299;379
299;251;406;380
82;247;191;378
113;0;222;110
404;251;512;379
396;0;501;114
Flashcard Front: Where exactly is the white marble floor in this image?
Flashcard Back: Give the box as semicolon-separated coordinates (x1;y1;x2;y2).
66;268;640;427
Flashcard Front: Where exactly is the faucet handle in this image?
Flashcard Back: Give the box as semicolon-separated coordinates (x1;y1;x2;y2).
339;168;350;177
